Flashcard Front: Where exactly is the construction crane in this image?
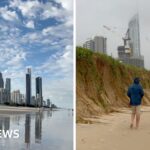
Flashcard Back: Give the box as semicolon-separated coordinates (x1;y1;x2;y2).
122;29;132;54
103;25;132;55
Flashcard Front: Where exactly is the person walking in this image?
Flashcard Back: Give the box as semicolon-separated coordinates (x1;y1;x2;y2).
127;77;144;129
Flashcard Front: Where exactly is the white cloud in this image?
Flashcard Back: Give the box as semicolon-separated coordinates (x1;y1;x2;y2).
65;16;73;27
0;25;27;72
10;0;63;20
42;27;52;36
10;0;40;18
56;0;73;11
9;0;73;26
36;44;73;79
28;33;38;40
57;45;73;74
7;52;26;66
41;4;63;20
25;20;35;29
22;23;72;47
19;1;40;18
0;25;9;32
0;6;18;21
41;39;51;45
22;32;39;43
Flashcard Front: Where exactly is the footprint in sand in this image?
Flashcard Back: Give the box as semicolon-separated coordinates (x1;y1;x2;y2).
81;138;86;144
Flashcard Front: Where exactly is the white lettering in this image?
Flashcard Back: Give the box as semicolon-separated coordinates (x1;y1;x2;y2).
13;130;19;138
0;130;20;138
3;130;13;138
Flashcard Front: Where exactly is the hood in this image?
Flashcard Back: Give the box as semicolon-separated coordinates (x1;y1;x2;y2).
134;77;140;84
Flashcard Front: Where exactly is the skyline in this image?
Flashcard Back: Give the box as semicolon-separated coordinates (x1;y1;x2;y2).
0;0;73;108
77;0;150;70
0;65;54;107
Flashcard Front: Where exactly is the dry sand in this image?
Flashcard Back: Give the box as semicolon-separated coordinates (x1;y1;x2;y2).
77;106;150;150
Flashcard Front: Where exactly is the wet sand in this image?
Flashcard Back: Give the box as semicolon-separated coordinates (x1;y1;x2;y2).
0;105;42;113
77;106;150;150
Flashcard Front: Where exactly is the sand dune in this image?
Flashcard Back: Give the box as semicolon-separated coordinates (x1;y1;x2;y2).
77;106;150;150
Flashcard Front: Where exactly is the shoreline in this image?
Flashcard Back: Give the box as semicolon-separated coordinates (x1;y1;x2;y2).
0;105;51;113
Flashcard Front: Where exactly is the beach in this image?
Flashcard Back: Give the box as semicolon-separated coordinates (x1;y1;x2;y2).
77;106;150;150
0;105;47;113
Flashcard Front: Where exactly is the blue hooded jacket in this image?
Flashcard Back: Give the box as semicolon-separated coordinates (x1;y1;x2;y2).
127;78;144;106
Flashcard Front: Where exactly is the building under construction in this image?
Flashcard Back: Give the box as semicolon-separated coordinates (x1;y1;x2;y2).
118;14;144;68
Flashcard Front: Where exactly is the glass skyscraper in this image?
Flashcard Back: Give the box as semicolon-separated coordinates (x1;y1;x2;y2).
5;78;11;92
26;68;31;106
5;78;11;103
0;72;4;88
118;14;144;68
128;14;141;57
36;77;43;107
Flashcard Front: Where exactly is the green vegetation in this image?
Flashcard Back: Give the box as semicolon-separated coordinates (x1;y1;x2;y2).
76;46;93;59
76;47;150;122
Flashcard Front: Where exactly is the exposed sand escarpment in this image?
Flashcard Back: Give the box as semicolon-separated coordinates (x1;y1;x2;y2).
76;47;150;122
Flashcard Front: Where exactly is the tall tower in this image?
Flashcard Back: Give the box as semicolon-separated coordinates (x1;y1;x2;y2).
0;72;4;88
36;77;43;107
26;68;31;106
128;14;141;57
5;78;11;103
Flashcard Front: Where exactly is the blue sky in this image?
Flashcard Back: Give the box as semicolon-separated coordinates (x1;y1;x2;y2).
0;0;73;108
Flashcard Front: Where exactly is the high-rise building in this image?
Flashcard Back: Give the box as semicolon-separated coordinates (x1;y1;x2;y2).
43;100;46;107
0;72;4;88
20;94;25;104
11;90;21;104
83;36;107;54
47;99;51;107
36;77;43;107
83;39;94;50
5;78;11;103
118;14;144;68
26;68;31;106
31;96;36;106
128;14;141;57
0;88;8;104
94;36;107;53
5;78;11;92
